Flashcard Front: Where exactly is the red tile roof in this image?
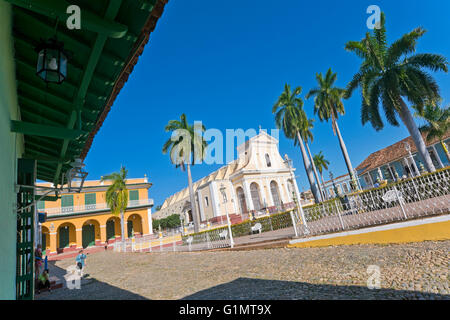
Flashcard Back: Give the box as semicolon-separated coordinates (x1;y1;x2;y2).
356;130;450;175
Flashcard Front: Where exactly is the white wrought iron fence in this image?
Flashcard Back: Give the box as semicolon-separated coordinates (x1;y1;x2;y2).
295;169;450;237
114;169;449;253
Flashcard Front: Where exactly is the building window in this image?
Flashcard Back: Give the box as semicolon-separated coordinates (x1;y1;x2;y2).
265;154;272;167
250;182;262;211
236;187;247;213
61;195;74;213
129;190;139;201
85;193;96;208
204;196;209;207
270;181;281;207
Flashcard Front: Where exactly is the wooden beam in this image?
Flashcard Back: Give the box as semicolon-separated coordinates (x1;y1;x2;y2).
13;12;125;68
11;120;86;140
53;0;123;185
23;153;71;164
6;0;128;38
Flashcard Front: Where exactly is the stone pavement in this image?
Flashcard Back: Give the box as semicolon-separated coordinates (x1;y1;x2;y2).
36;240;449;300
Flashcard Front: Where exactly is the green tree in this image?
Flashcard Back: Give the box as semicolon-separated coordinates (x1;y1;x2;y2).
345;12;448;173
273;84;321;203
101;166;129;250
306;68;357;190
313;151;330;200
162;114;207;233
415;103;450;162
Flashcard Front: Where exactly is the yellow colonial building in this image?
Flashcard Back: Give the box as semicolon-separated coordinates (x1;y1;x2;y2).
37;177;153;256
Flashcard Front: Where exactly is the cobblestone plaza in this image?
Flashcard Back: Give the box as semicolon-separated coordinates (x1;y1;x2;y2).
37;240;449;300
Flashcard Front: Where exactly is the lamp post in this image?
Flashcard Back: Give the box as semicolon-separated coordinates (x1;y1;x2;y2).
284;155;308;230
404;142;419;177
403;142;422;200
219;184;234;248
180;214;185;236
353;168;362;191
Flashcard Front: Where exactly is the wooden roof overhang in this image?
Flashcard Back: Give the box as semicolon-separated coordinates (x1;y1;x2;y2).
8;0;168;185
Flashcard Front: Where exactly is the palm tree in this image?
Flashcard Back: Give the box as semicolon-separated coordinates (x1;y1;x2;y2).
345;12;448;173
273;84;321;203
101;166;129;251
295;114;324;202
162;114;207;233
416;103;450;163
313;151;330;200
306;68;358;190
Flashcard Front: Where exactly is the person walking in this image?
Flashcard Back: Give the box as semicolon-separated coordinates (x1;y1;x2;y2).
75;249;87;277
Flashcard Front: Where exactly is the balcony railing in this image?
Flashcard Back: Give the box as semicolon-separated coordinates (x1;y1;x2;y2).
42;199;154;217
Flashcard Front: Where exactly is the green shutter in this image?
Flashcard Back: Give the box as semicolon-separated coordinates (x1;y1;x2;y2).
61;195;74;207
129;190;139;201
85;193;96;205
16;159;36;300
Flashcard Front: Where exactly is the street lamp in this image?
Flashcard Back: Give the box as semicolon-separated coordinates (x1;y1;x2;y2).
403;142;419;177
64;158;88;193
219;184;234;248
284;154;308;230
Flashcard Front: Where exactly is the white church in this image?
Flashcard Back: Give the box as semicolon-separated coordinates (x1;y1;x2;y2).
154;131;303;224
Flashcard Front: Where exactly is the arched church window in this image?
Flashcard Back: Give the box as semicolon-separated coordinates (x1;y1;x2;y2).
265;154;272;167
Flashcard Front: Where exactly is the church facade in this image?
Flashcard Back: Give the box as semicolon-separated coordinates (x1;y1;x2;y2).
154;131;303;224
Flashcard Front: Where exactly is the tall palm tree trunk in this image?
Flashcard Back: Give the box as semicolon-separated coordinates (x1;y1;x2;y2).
186;163;200;233
296;132;321;203
334;119;357;189
399;99;436;173
320;172;327;200
120;210;125;251
305;143;323;202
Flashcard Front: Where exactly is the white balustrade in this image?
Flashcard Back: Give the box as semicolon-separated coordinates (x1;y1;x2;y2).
43;198;154;216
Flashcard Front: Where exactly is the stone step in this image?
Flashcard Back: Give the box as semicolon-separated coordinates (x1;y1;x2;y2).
35;277;63;293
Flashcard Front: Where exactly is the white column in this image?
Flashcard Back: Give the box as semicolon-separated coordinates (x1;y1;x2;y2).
432;145;444;168
197;190;206;221
242;180;254;211
277;178;288;203
265;178;274;207
209;182;220;217
147;208;153;234
377;167;383;180
231;184;240;215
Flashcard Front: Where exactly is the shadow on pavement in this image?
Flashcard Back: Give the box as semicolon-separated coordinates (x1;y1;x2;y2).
181;277;450;300
35;261;148;300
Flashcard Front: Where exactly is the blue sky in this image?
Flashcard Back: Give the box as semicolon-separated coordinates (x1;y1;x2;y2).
84;0;450;207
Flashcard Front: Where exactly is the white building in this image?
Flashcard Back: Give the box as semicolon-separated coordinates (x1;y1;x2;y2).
154;131;303;224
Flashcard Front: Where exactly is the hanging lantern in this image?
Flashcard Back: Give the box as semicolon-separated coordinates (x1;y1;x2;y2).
63;158;88;193
35;38;68;84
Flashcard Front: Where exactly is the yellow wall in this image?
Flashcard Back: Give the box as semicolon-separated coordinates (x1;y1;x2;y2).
288;219;450;248
40;186;148;210
41;208;150;255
